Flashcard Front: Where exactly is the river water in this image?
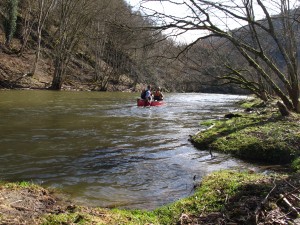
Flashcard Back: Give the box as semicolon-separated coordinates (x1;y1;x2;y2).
0;90;255;209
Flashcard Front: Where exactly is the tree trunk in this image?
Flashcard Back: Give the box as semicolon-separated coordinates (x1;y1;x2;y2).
257;90;269;102
50;73;63;90
277;101;290;117
50;59;65;90
30;33;41;76
291;92;300;113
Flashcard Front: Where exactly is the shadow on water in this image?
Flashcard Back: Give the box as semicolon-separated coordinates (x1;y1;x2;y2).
0;91;258;209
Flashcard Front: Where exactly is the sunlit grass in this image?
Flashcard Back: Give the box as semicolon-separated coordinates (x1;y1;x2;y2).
109;209;160;225
153;170;266;224
2;181;40;189
192;112;300;164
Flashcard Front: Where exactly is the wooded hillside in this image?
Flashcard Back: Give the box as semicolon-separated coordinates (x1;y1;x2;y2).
0;0;298;99
0;0;244;93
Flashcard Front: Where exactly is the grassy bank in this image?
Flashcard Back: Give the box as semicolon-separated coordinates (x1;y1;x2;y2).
192;98;300;167
2;171;299;225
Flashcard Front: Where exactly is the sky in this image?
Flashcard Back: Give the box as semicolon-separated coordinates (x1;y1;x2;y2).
125;0;300;44
125;0;202;43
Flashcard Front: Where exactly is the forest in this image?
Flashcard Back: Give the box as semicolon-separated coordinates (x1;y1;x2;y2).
0;0;211;92
0;0;300;113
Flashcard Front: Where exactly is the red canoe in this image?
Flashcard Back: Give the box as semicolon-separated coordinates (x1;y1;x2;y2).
137;98;165;107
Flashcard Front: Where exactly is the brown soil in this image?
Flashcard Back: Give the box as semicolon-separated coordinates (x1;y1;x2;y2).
0;185;70;225
0;50;53;89
0;184;115;225
0;33;135;92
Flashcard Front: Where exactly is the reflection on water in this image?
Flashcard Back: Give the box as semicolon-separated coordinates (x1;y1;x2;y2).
0;91;254;209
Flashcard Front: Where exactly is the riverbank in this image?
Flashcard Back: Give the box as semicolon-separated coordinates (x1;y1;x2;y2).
191;97;300;167
1;171;299;224
1;97;299;224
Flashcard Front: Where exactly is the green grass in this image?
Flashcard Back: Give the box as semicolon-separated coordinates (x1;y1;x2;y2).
153;170;266;224
41;204;160;225
238;96;266;109
2;181;40;189
192;112;300;164
109;209;160;225
291;157;300;172
200;119;215;127
42;213;85;225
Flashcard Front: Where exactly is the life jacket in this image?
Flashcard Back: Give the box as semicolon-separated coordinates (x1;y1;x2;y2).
141;90;146;99
154;91;161;97
141;90;151;99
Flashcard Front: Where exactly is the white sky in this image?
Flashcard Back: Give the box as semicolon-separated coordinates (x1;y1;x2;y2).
126;0;204;43
126;0;300;44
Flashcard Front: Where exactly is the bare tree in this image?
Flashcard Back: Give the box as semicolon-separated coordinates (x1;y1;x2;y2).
18;0;34;55
140;0;300;113
50;0;96;90
84;0;165;90
29;0;56;76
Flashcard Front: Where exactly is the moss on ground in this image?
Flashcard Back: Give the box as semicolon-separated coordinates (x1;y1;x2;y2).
153;170;268;224
192;110;300;164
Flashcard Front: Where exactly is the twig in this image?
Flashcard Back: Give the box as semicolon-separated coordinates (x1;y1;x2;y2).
279;194;299;216
225;194;229;204
291;194;300;201
194;123;215;136
255;178;277;224
283;178;300;190
278;179;300;201
10;200;23;205
10;205;33;212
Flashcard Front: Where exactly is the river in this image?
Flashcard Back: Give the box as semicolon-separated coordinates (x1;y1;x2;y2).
0;90;255;209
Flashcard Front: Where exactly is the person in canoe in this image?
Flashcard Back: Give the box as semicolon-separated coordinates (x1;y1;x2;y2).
140;88;146;100
141;85;152;101
153;87;164;101
138;85;164;106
